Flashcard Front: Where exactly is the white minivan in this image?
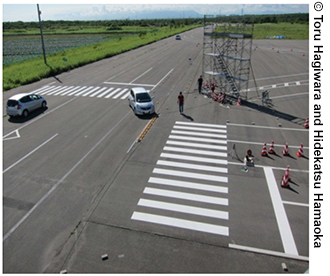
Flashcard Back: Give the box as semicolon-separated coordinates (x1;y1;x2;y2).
128;87;155;115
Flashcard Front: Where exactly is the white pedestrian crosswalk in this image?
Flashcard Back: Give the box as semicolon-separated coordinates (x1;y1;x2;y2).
31;85;132;100
131;121;229;237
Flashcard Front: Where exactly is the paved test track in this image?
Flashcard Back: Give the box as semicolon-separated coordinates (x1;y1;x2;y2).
3;28;309;273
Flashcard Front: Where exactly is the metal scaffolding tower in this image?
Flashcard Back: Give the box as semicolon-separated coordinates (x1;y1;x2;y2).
202;16;254;99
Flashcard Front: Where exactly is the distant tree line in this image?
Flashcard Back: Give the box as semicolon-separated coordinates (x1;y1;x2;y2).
3;13;308;31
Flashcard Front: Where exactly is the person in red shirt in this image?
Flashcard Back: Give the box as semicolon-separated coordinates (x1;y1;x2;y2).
177;91;184;114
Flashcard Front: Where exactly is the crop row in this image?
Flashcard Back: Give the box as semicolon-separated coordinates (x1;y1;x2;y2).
3;34;125;65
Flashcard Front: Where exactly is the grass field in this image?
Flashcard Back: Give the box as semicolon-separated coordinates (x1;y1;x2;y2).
3;23;308;91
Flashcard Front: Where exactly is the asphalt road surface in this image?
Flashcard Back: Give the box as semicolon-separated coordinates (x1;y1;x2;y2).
3;28;309;273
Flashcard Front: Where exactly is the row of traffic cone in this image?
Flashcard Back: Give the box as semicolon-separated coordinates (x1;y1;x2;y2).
261;142;305;157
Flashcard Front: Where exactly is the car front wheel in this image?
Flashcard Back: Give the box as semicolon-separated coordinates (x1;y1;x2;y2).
41;101;47;108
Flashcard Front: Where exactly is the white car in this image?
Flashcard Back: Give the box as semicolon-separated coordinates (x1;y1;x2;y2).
6;93;47;118
128;87;155;115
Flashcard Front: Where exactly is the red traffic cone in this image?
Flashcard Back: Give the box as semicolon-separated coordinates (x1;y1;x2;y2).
281;165;290;188
296;143;304;157
236;97;241;106
213;92;218;101
268;141;275;154
261;142;268;156
282;142;289;156
303;118;309;129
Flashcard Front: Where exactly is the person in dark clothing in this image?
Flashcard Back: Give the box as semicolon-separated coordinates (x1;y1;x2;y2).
198;75;203;94
177;92;184;114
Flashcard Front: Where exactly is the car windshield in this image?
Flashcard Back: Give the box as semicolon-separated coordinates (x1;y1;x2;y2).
136;93;151;103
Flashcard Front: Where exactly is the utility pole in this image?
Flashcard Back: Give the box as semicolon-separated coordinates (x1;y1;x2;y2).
37;4;47;65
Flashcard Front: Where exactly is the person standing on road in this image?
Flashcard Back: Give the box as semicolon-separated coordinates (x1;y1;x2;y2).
198;75;203;94
177;91;184;114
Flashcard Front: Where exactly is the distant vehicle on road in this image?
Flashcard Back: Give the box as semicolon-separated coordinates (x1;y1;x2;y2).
6;93;47;118
175;34;181;40
128;87;155;116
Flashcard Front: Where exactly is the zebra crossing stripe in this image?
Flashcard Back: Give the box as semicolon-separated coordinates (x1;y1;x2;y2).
156;160;228;173
89;87;107;97
138;199;229;220
169;135;227;144
175;121;227;129
160;153;228;165
105;88;121;98
39;86;59;95
74;86;94;96
81;87;100;96
163;146;227;157
31;86;50;94
60;86;81;96
166;140;227;151
153;168;228;183
68;86;87;96
173;125;227;133
131;212;229;236
97;87;114;98
54;86;74;96
113;88;128;99
171;130;227;139
143;187;228;206
148;177;228;194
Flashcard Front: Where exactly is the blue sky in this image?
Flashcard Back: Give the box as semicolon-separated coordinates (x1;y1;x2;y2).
2;2;309;22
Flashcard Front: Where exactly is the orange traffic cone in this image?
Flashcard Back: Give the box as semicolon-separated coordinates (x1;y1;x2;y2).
304;118;309;129
268;141;275;154
261;142;268;156
282;142;289;156
296;143;304;157
281;165;290;188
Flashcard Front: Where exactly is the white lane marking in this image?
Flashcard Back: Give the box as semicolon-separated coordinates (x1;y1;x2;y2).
169;135;227;144
282;201;309;207
3;133;58;173
148;177;228;194
3;129;21;141
160;153;228;165
263;167;298;255
229;244;308;261
3;112;131;242
175;121;227;129
157;160;228;174
166;140;227;151
138;199;229;220
130;67;153;83
174;125;227;133
121;91;131;99
150;68;173;91
131;212;229;236
163;146;227;157
153;168;228;183
97;87;114;98
171;130;227;139
227;123;308;132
